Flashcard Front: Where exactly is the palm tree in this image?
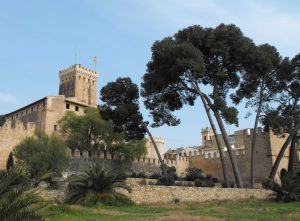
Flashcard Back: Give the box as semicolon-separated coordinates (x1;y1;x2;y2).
66;164;131;205
0;170;43;221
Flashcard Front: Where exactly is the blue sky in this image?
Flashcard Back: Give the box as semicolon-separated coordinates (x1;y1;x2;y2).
1;0;300;150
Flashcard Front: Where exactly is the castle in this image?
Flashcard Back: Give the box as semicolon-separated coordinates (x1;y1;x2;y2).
0;64;164;169
0;64;298;184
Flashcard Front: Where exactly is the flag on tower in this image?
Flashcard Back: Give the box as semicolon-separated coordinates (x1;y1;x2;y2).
93;56;97;65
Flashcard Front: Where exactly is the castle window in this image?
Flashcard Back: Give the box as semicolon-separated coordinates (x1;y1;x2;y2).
11;116;14;120
31;107;33;112
210;136;212;140
43;101;46;107
66;103;70;109
54;125;57;131
16;113;18;118
204;136;207;141
37;104;39;109
75;106;79;112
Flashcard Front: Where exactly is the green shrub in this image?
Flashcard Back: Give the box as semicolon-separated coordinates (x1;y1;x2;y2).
186;167;204;181
195;179;215;187
0;170;44;220
149;173;161;179
264;169;300;202
131;172;147;178
66;164;131;206
158;175;175;186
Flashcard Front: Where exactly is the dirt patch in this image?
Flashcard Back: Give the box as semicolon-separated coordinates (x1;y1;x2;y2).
286;212;300;218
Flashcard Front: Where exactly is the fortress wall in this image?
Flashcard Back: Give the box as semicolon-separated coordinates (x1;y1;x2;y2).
0;121;36;169
190;131;289;184
65;148;189;177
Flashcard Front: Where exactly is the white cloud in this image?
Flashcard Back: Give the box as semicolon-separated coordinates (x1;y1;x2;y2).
0;93;18;104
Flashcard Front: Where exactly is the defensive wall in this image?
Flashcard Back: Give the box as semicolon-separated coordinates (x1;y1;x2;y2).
188;129;289;184
0;121;36;169
64;148;189;176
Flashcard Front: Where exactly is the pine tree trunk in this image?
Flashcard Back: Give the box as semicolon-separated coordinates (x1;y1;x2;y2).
198;92;229;187
250;90;263;188
144;125;167;176
202;94;243;188
288;136;296;173
269;121;300;180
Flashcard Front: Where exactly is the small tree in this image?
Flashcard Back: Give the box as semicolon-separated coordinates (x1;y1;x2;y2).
100;77;167;175
14;129;67;179
59;107;141;158
6;152;14;172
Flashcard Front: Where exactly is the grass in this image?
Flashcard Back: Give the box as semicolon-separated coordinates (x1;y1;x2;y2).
43;200;300;221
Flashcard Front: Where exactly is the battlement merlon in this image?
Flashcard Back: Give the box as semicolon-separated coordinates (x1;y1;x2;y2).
59;64;99;79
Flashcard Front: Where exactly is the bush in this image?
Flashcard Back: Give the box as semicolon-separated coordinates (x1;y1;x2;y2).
66;164;131;206
221;181;235;188
195;179;215;187
264;169;300;202
131;172;147;178
149;173;161;179
158;175;175;186
14;129;66;179
186;167;204;181
212;177;219;183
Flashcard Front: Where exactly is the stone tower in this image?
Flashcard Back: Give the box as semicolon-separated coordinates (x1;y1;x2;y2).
201;127;214;146
146;136;164;159
59;64;99;106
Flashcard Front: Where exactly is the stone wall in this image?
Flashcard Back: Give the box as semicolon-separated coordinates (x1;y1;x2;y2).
189;130;290;184
0;121;36;169
121;178;272;204
64;150;189;177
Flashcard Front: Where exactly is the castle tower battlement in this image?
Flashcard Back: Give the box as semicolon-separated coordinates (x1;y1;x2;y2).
59;64;99;106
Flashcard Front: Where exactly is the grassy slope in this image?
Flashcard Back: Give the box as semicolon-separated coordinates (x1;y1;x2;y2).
43;201;300;221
